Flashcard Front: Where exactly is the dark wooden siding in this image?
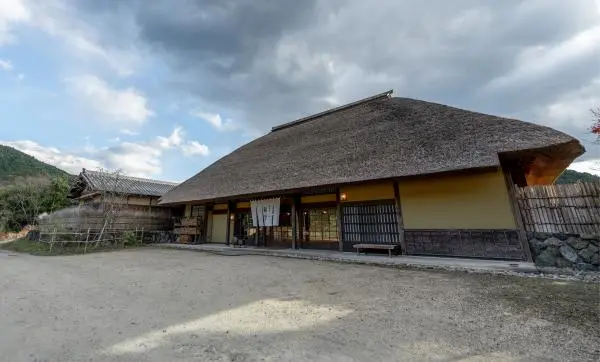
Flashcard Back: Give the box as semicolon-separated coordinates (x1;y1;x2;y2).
404;229;525;260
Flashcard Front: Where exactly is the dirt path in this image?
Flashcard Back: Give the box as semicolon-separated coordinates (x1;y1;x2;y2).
1;248;598;361
0;226;32;244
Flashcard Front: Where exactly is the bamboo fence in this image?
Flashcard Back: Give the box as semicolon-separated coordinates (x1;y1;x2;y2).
515;182;600;234
36;207;175;247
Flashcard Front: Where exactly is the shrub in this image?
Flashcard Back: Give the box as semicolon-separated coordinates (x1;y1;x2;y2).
122;231;139;246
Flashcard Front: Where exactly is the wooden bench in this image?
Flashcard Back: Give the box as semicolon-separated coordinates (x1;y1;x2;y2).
353;243;400;257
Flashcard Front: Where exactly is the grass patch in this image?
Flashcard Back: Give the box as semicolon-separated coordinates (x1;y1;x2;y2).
0;238;144;256
1;238;51;255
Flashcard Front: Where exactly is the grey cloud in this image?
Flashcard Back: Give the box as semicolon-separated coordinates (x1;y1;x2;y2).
132;0;333;127
74;0;599;160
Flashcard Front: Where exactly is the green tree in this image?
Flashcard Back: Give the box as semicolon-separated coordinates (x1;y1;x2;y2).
555;169;600;184
0;176;73;232
41;176;71;213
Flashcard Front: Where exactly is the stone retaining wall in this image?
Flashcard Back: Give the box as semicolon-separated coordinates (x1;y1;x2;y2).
528;232;600;271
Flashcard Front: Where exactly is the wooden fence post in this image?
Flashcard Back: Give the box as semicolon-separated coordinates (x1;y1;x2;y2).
84;228;90;254
49;227;56;253
503;170;533;262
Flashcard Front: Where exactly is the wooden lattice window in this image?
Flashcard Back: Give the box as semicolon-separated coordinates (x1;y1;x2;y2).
342;203;399;245
191;205;205;218
272;226;294;241
304;207;338;241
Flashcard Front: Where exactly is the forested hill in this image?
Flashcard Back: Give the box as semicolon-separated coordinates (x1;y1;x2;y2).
0;145;70;185
555;169;600;184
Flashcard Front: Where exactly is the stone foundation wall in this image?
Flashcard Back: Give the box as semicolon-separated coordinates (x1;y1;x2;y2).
528;232;600;271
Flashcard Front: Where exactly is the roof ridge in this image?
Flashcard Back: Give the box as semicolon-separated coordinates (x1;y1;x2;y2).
271;89;393;132
83;169;178;185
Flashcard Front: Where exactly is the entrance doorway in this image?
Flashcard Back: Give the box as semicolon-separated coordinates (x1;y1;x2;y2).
300;206;339;250
232;209;293;248
211;213;228;243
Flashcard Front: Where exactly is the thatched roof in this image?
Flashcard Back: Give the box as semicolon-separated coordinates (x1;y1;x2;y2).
160;91;584;205
70;169;178;199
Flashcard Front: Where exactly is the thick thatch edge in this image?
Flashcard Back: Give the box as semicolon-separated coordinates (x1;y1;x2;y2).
159;166;501;205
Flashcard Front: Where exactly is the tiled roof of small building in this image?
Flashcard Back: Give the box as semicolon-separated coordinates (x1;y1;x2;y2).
73;169;178;198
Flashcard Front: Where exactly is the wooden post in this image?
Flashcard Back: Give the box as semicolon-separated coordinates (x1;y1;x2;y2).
393;181;407;255
140;227;144;245
336;190;343;251
291;196;301;249
298;207;305;250
291;198;297;250
225;202;232;246
49;227;56;253
256;226;260;247
254;201;260;247
205;205;210;243
199;205;205;243
95;218;108;248
503;169;533;262
84;228;90;254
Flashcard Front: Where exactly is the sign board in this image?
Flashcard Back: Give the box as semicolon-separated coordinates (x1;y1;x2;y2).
250;198;280;227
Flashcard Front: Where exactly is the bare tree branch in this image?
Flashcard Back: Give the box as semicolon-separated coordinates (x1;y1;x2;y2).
592;107;600;138
93;169;128;246
11;177;49;227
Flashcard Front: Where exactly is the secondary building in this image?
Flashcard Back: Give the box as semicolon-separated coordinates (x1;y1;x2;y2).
70;168;178;217
159;91;584;260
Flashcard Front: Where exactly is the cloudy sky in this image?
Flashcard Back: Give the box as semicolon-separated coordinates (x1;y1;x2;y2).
1;0;599;181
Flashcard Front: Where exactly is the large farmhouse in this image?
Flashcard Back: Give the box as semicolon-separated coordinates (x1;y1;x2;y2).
159;91;584;260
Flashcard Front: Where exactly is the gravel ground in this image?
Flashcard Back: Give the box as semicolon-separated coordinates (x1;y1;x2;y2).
1;248;599;362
